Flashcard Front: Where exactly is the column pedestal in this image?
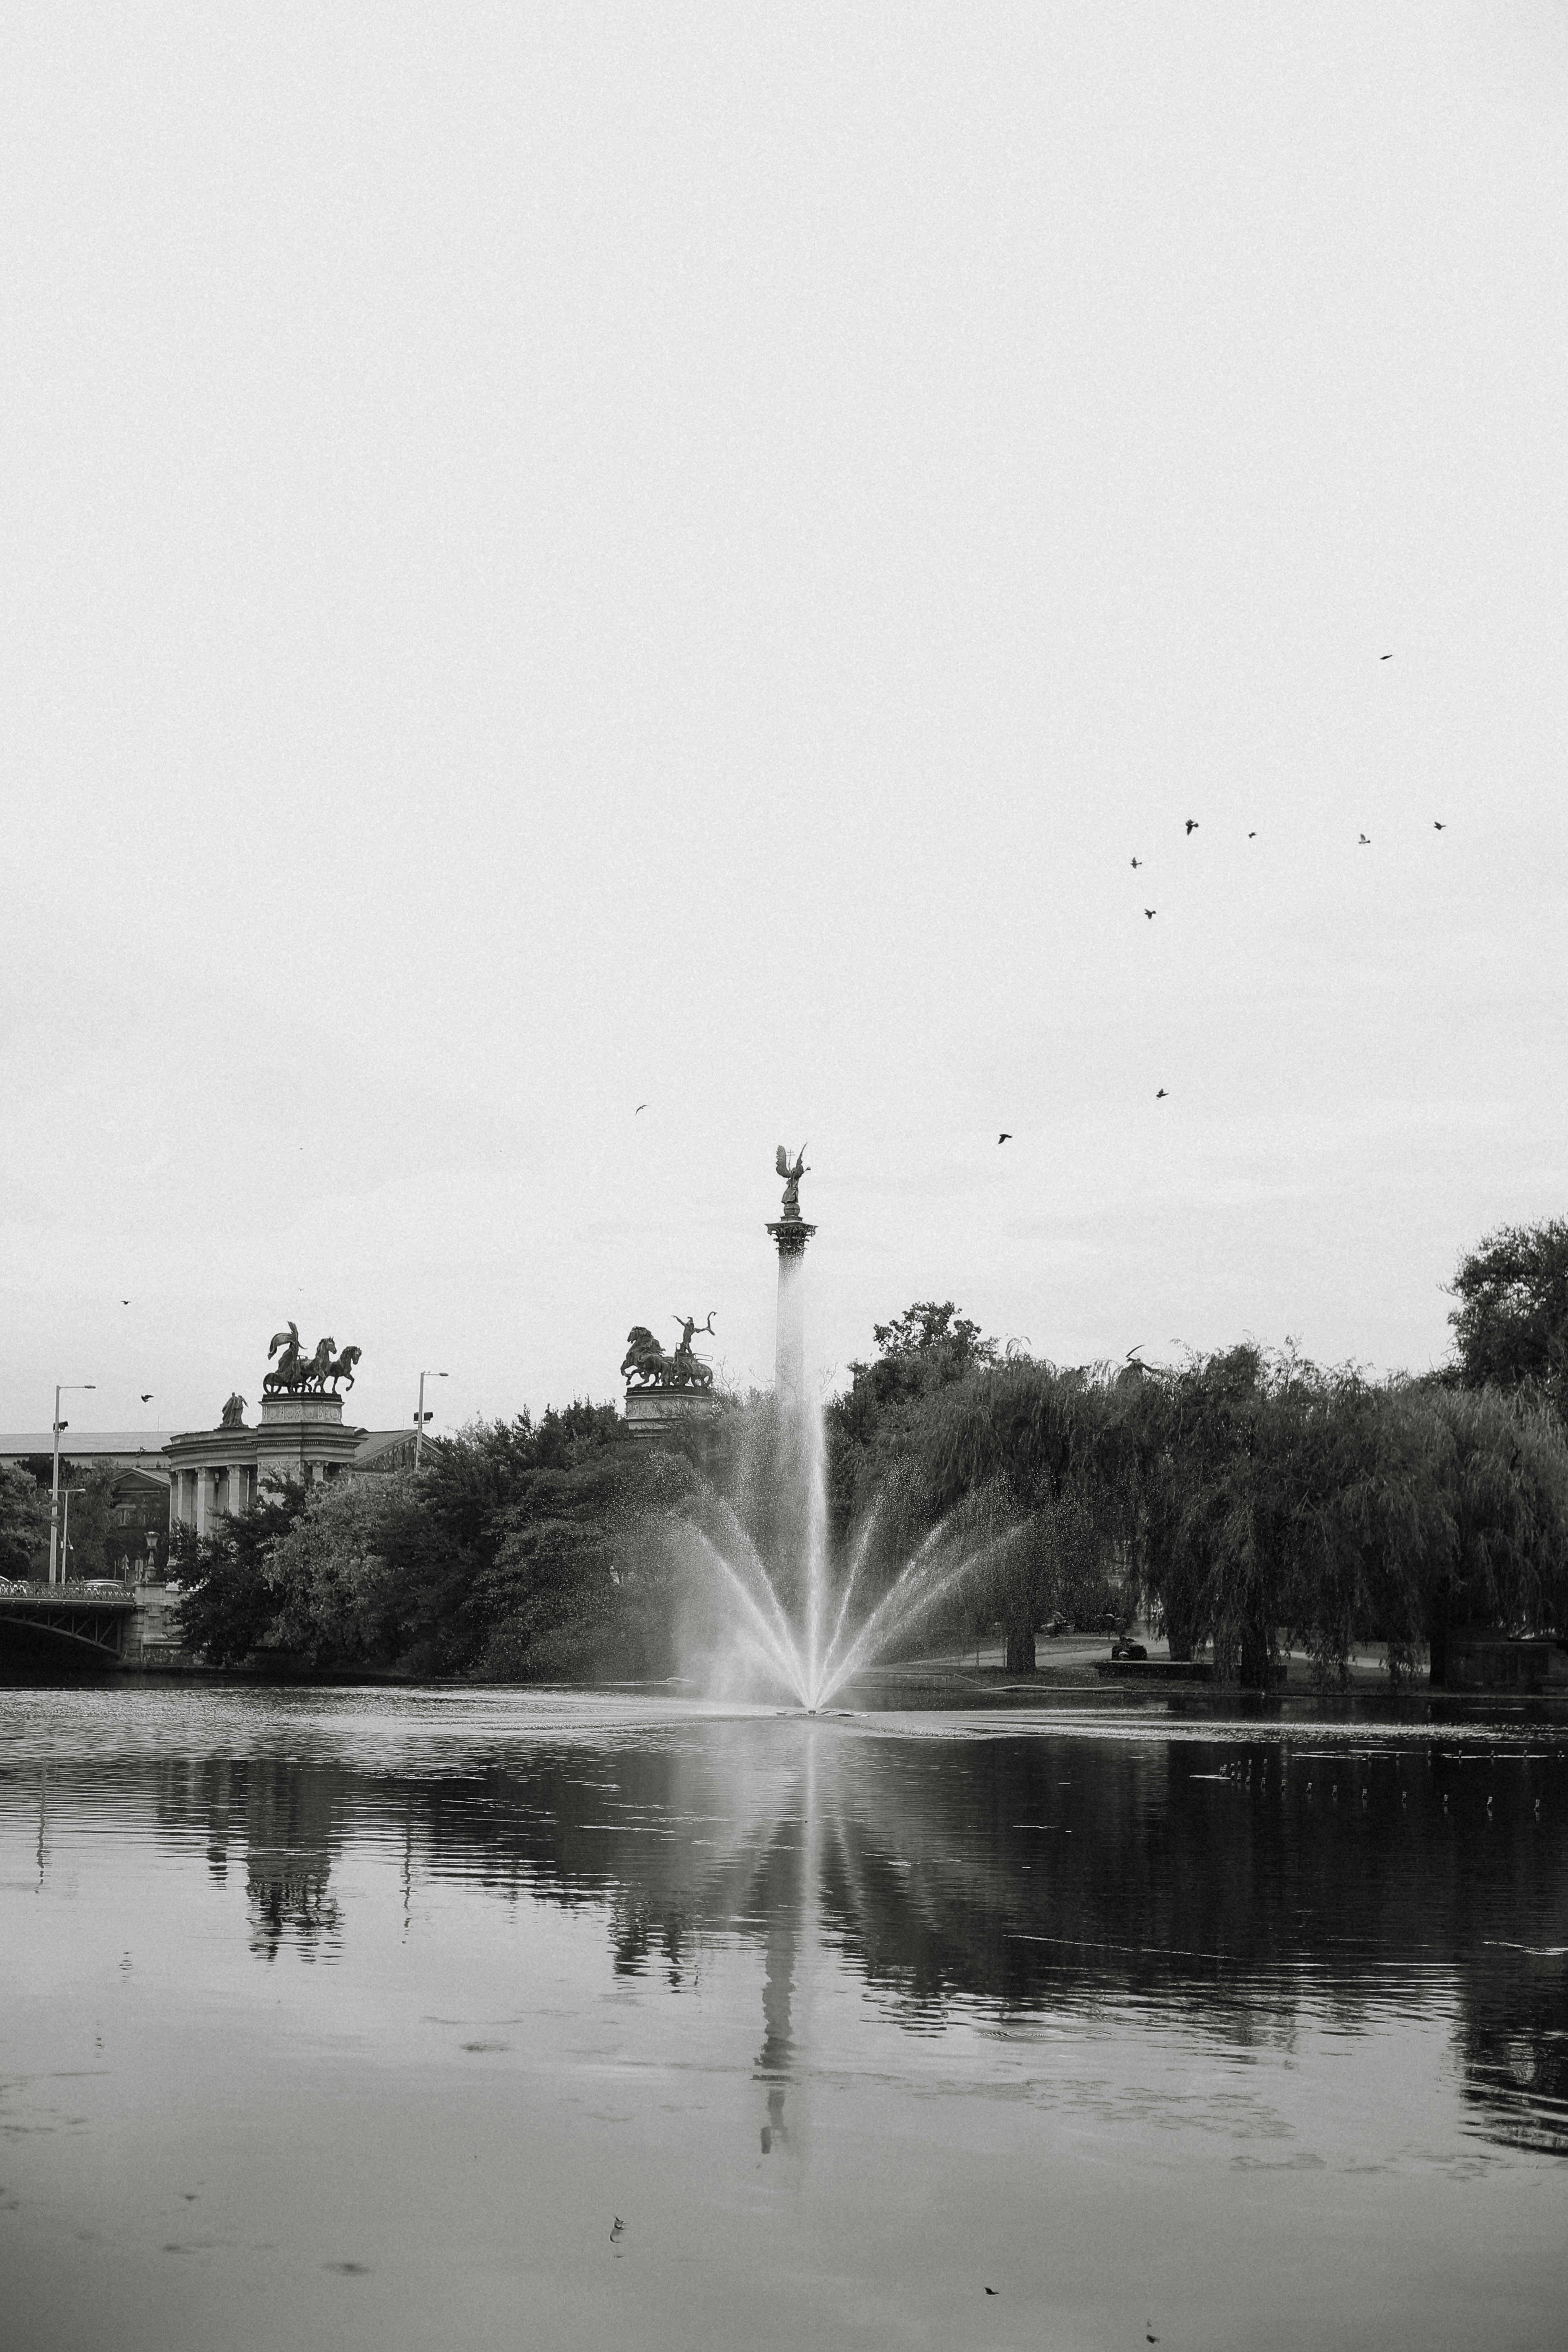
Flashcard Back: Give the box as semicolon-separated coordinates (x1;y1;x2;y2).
766;1218;817;1409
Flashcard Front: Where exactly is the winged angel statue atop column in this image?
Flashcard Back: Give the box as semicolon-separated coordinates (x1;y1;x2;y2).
776;1143;809;1219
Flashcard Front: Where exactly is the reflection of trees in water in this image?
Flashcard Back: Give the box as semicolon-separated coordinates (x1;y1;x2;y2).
150;1752;343;1962
130;1722;1568;2154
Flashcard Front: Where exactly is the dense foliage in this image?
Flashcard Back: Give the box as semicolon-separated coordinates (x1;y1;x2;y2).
0;1466;51;1579
0;1459;118;1580
1448;1220;1568;1417
175;1403;701;1680
840;1338;1568;1686
166;1223;1568;1690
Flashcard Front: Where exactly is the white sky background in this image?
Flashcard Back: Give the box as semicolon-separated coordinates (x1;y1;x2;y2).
4;4;1567;1440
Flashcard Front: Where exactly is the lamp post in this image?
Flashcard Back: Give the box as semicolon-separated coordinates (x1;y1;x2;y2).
413;1371;447;1472
49;1383;95;1585
59;1485;86;1584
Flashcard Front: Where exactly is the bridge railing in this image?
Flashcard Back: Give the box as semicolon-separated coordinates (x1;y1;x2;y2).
0;1580;143;1606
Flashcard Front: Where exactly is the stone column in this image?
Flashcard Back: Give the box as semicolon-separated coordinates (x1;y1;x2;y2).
194;1467;207;1539
766;1216;817;1414
228;1463;248;1517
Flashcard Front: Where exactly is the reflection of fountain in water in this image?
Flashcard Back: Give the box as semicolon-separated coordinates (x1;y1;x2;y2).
685;1388;1011;1714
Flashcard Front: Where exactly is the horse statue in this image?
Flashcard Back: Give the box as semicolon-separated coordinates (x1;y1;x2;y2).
621;1326;677;1388
326;1345;361;1394
621;1320;715;1390
263;1323;306;1394
299;1337;336;1392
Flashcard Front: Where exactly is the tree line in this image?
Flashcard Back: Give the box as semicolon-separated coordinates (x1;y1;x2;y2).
142;1217;1568;1683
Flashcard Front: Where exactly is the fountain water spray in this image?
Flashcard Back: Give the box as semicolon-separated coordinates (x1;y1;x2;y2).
667;1145;1010;1710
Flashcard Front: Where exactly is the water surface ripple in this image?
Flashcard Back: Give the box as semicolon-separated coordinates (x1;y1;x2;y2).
2;1687;1564;2351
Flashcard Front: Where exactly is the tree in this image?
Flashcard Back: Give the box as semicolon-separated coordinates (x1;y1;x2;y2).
263;1471;420;1667
851;1356;1126;1673
174;1481;305;1666
10;1456;116;1579
1448;1220;1568;1415
0;1466;49;1579
57;1464;118;1579
826;1302;1000;1540
468;1419;694;1680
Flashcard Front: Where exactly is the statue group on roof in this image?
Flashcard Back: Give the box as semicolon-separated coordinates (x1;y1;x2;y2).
263;1323;362;1396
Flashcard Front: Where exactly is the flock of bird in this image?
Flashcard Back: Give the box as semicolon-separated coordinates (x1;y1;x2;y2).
624;657;1448;1149
989;679;1450;1128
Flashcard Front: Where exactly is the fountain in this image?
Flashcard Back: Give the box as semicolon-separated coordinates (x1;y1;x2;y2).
664;1149;1015;1713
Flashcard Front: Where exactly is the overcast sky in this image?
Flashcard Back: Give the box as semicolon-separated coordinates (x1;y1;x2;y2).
4;3;1566;1442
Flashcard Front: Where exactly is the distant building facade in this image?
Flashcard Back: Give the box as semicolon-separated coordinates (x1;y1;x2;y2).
0;1434;176;1579
165;1396;414;1535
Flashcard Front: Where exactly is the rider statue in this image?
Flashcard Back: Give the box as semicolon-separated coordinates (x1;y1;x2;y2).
263;1323;363;1396
621;1313;717;1391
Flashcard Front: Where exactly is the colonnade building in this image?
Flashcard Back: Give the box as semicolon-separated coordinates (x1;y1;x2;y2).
165;1393;414;1537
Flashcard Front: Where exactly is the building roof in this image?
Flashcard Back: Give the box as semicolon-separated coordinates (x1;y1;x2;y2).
0;1433;176;1460
352;1430;419;1467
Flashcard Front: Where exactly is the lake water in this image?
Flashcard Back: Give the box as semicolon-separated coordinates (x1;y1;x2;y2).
2;1686;1565;2351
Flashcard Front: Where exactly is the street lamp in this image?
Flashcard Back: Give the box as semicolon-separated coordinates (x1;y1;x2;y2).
413;1371;447;1472
49;1384;95;1586
59;1485;86;1584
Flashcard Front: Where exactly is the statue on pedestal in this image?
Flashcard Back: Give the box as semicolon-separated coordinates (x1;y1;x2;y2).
776;1143;809;1220
220;1393;247;1430
263;1323;363;1396
621;1313;716;1391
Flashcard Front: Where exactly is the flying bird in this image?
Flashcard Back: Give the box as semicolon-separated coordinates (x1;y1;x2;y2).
121;1299;130;1306
1433;820;1446;831
1248;830;1256;838
1155;1088;1168;1099
1185;819;1198;835
610;2218;624;2243
1358;833;1371;845
984;2287;997;2296
140;1393;154;1402
1130;855;1143;869
998;1132;1012;1144
633;1103;647;1114
1379;653;1392;661
1144;908;1156;920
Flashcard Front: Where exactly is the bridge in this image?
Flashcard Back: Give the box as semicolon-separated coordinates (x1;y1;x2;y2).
0;1582;187;1668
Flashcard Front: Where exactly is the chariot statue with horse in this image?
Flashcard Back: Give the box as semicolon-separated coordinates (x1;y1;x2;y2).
262;1321;363;1396
621;1312;716;1391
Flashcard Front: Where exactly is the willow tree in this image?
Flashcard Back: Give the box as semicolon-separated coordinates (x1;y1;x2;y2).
891;1359;1127;1670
